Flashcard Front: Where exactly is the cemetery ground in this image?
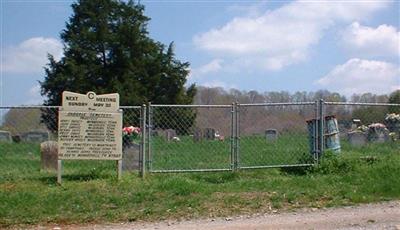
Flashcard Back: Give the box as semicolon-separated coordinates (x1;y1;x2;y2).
0;136;400;228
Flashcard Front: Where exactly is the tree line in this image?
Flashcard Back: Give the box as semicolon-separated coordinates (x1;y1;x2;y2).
194;86;395;104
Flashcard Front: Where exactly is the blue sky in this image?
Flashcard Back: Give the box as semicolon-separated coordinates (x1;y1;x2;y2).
1;0;399;106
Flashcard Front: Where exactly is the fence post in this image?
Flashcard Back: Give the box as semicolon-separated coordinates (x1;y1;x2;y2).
147;102;152;172
235;102;240;170
319;99;325;160
313;100;318;164
140;104;147;178
230;102;235;171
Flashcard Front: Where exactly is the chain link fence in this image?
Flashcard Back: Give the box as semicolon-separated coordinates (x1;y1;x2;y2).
322;101;400;157
1;101;399;180
147;105;233;172
237;102;317;169
0;106;142;182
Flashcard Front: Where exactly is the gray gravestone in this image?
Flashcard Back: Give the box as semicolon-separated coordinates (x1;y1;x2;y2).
0;131;12;143
348;132;367;147
122;144;140;171
164;129;177;142
22;131;49;142
368;127;389;143
265;129;278;141
204;128;215;140
40;141;58;171
193;128;203;142
151;130;158;137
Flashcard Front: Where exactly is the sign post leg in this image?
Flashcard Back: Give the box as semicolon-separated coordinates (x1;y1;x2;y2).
57;160;62;185
117;160;122;180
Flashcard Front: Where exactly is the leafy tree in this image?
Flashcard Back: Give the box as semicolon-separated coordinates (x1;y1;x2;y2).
388;90;400;113
40;0;196;132
1;108;49;135
352;107;387;125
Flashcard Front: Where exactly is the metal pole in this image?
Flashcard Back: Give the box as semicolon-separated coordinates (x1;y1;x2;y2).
117;160;122;180
140;104;147;178
235;102;240;170
230;103;235;171
313;101;318;164
57;160;62;184
147;102;152;172
319;99;325;159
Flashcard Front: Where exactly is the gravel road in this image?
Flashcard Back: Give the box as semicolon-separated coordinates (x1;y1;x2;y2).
41;201;400;230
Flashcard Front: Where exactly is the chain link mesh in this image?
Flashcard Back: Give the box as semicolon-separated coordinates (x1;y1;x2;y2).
1;102;399;179
0;106;142;182
148;105;232;172
238;103;316;168
323;102;400;156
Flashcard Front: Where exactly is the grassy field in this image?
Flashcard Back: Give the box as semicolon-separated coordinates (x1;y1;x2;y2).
0;136;399;227
150;133;312;171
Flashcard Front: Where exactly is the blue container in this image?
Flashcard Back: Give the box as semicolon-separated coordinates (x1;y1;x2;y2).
324;115;341;153
306;115;341;156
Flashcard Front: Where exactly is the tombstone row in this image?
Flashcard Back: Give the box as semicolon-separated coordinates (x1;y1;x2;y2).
0;130;50;143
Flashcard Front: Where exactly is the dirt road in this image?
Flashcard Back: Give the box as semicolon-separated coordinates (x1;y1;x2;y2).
45;201;400;230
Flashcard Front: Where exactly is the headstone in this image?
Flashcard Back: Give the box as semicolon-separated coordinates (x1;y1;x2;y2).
164;129;177;142
203;128;215;140
0;130;12;143
21;130;49;143
122;143;140;171
368;129;389;143
150;130;158;137
40;141;58;171
351;119;361;130
348;131;367;147
193;128;203;142
154;129;164;137
265;129;278;141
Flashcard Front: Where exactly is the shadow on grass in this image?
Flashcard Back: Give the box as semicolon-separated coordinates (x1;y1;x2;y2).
190;172;239;184
38;173;114;184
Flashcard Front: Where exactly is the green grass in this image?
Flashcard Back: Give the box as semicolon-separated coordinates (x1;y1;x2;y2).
151;132;312;170
0;137;399;227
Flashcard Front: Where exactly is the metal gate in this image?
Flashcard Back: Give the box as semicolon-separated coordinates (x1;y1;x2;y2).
237;102;318;169
146;104;234;173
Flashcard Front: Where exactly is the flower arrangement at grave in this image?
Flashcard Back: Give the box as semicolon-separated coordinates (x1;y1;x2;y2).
354;125;369;133
385;113;400;132
385;113;400;140
122;126;141;148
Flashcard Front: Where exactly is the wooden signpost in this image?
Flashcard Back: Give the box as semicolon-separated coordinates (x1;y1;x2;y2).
57;91;122;184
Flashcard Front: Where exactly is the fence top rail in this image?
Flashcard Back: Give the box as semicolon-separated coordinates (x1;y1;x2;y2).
151;104;232;108
1;105;143;109
0;105;60;109
324;102;400;106
120;106;142;109
239;102;316;106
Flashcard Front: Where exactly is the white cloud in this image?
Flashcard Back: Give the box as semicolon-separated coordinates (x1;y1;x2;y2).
2;37;63;74
342;22;400;57
201;80;236;90
316;59;400;95
194;1;390;71
196;59;224;75
189;59;224;80
25;84;44;105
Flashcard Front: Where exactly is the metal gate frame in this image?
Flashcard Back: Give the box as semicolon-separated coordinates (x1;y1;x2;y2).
142;102;320;174
235;102;319;170
145;104;235;173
